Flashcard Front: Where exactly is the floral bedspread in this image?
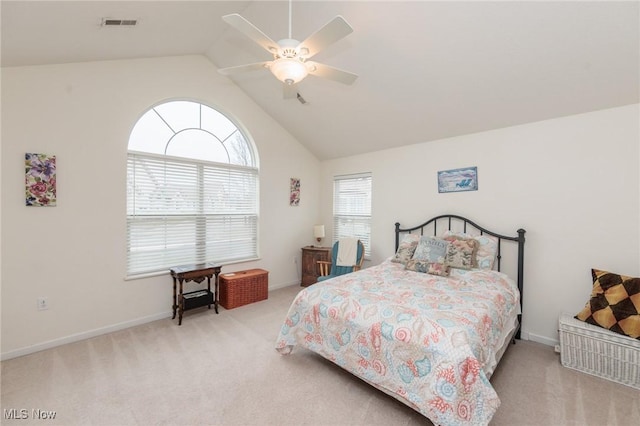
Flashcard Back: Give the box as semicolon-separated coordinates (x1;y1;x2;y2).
275;259;520;426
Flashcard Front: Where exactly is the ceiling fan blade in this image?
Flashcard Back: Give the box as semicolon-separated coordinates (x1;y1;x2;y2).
218;61;270;76
298;16;354;59
283;82;298;99
222;14;279;54
306;61;358;85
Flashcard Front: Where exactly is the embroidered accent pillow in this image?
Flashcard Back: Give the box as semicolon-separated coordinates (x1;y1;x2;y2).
412;236;449;264
442;230;498;270
405;259;450;277
575;269;640;340
391;234;421;265
444;237;478;270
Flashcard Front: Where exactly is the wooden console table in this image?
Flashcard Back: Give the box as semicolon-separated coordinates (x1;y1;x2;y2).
170;262;221;325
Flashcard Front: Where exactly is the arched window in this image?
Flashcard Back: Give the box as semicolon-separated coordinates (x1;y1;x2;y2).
127;100;259;276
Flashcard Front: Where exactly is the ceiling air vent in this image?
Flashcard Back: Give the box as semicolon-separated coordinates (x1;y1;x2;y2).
101;18;138;27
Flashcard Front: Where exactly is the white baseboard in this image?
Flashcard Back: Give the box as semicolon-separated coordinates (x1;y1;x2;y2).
1;282;301;361
1;311;172;361
269;280;300;290
520;330;559;347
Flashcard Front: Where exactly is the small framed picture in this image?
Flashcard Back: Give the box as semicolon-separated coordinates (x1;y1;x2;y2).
25;153;57;206
290;178;300;206
437;167;478;193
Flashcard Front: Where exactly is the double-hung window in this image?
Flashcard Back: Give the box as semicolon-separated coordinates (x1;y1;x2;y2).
127;100;258;276
333;173;372;257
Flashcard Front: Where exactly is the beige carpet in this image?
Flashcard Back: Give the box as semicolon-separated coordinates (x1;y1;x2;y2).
2;284;639;426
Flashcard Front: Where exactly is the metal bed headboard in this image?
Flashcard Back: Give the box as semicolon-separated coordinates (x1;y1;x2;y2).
395;214;526;338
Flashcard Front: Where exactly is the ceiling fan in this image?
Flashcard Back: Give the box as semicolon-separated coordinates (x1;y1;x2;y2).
218;1;358;99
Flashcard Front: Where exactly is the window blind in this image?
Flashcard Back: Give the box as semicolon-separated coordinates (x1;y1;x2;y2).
333;172;372;257
127;153;258;276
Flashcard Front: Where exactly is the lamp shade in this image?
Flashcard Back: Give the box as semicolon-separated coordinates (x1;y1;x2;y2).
313;225;325;239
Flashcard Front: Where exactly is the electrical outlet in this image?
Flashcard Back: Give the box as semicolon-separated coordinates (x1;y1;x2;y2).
37;297;49;311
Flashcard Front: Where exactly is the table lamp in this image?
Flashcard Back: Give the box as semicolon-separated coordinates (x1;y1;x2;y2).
313;225;325;245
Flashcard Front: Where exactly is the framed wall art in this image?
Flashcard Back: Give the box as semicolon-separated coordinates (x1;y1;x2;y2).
290;177;300;206
437;166;478;193
25;153;57;206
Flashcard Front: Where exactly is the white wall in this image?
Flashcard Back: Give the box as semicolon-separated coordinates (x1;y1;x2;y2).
320;104;640;346
1;55;321;359
2;55;638;357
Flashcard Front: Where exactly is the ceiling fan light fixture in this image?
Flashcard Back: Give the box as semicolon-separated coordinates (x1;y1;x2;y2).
269;58;309;84
219;11;357;96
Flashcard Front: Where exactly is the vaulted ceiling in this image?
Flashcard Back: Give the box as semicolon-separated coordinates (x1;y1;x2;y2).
2;1;638;160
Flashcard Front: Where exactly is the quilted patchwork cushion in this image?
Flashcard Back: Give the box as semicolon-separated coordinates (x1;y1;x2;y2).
575;269;640;340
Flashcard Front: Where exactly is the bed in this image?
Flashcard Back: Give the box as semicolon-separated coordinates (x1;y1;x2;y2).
275;214;526;426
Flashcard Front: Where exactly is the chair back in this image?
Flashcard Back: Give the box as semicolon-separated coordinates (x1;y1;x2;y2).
329;239;365;276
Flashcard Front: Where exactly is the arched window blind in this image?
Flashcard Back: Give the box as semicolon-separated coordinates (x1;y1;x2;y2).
127;101;259;276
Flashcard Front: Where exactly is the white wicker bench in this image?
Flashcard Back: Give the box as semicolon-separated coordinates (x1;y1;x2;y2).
559;312;640;389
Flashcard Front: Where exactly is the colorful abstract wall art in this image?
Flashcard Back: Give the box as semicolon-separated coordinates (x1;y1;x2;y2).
290;178;300;206
25;153;57;206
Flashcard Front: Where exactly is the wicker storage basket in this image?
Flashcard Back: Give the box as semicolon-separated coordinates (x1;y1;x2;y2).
219;269;268;309
559;312;640;389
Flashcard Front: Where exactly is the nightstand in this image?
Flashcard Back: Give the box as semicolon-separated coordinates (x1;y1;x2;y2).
301;246;331;287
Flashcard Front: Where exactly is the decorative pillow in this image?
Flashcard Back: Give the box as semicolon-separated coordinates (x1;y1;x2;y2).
443;230;498;270
412;236;449;264
575;269;640;340
391;234;421;265
444;237;478;270
405;259;450;277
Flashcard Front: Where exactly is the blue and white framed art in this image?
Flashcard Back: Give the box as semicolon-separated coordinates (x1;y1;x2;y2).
437;167;478;193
